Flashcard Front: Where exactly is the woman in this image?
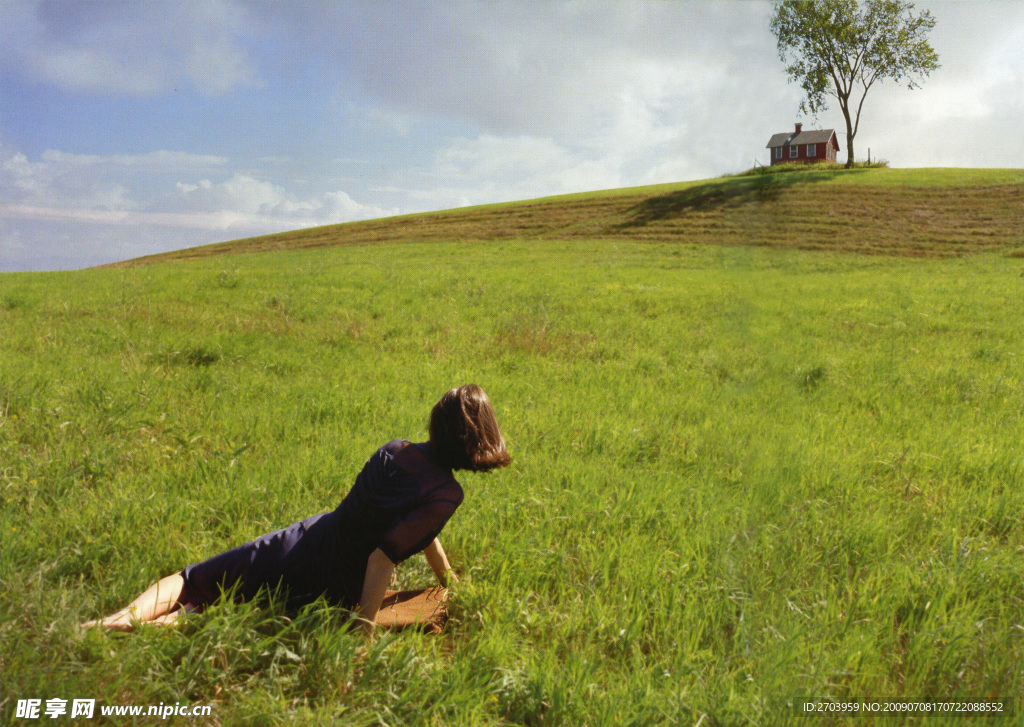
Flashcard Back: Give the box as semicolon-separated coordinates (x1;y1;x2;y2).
82;385;510;634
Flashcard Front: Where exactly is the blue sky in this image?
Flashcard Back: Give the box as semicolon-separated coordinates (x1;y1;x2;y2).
2;1;1022;271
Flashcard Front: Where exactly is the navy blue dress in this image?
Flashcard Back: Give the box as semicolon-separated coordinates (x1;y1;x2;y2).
179;440;463;610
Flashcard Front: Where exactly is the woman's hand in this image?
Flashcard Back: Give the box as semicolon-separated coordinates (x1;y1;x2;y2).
423;538;457;587
355;548;396;636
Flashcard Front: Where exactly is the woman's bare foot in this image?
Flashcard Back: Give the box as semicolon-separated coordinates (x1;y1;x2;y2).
80;614;136;631
81;573;189;631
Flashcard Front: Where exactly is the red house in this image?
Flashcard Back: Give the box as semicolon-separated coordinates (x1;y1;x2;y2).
766;123;840;165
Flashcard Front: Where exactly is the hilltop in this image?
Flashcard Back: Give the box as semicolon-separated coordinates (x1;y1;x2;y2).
106;167;1024;267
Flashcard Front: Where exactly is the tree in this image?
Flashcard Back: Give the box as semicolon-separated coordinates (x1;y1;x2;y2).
770;0;939;167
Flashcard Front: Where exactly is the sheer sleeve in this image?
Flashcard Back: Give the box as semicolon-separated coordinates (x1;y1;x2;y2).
378;495;461;564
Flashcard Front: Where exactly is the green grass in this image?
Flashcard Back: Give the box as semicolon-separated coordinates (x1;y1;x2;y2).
3;233;1023;724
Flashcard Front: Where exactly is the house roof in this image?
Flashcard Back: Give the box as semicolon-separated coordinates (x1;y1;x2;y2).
766;129;840;150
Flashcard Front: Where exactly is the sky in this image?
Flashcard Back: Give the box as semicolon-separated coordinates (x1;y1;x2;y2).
1;1;1022;272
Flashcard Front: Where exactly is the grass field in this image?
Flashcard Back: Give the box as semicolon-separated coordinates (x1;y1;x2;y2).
2;168;1024;724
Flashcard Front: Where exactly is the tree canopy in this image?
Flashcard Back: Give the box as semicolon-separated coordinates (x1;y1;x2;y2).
770;0;939;167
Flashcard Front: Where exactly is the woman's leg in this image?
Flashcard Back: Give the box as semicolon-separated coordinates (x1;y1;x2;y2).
81;573;187;631
151;601;197;626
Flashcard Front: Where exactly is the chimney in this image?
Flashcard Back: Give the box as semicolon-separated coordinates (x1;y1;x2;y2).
795;123;802;134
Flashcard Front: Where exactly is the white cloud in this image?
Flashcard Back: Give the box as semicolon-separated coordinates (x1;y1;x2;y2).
1;160;395;233
423;134;618;206
186;35;259;97
39;149;229;170
314;0;793;192
267;0;778;138
2;146;137;211
0;0;260;96
4;151;50;197
0;143;396;269
356;105;418;138
173;173;286;215
170;173;395;224
1;203;323;232
848;2;1024;166
0;145;232;213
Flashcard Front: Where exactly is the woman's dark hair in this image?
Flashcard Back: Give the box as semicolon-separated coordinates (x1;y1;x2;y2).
429;384;511;472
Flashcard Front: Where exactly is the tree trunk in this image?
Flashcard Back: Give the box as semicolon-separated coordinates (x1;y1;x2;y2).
839;98;856;168
844;112;855;169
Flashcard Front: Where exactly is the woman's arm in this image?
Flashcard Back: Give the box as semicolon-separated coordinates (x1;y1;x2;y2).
355;548;395;636
423;537;458;586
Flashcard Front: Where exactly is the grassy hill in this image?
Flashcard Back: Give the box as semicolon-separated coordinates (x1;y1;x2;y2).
3;167;1024;724
107;167;1024;267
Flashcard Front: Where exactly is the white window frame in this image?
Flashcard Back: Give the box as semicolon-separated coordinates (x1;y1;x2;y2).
807;143;817;157
789;145;799;158
775;147;782;159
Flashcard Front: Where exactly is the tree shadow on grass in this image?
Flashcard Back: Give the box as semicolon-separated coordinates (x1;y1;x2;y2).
616;169;869;229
